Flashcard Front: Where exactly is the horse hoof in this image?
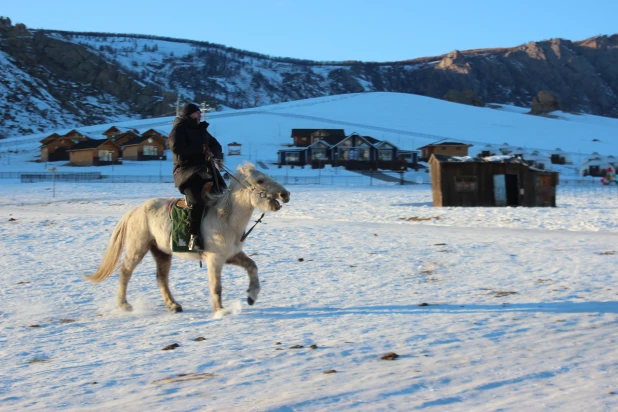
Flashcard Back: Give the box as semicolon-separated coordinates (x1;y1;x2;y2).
247;297;255;306
119;303;133;312
169;304;183;313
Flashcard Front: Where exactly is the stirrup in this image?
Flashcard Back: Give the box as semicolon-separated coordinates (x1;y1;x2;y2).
188;235;203;251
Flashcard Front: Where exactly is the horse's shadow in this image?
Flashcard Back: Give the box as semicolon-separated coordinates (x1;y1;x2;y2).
250;301;618;320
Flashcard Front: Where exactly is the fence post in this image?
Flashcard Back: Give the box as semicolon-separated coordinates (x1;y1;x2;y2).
47;167;57;198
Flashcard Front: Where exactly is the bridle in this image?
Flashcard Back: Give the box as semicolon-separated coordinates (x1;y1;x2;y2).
217;162;272;242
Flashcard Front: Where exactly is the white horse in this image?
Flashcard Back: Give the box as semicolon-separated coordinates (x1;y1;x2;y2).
85;163;290;314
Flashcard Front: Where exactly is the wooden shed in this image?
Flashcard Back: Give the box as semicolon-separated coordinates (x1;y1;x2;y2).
429;154;558;207
122;135;166;161
68;139;121;166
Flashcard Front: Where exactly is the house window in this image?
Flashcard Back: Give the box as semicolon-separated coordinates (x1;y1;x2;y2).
454;176;477;192
143;145;158;156
98;150;113;162
285;152;299;162
379;149;393;160
312;148;327;160
339;139;353;147
359;148;370;160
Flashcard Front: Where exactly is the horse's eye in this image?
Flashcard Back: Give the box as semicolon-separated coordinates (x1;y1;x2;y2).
256;179;265;184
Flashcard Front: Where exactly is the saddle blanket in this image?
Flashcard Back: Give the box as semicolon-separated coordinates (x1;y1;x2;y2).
168;199;197;253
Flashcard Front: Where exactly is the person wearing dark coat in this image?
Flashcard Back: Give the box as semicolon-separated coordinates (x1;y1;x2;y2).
168;103;227;251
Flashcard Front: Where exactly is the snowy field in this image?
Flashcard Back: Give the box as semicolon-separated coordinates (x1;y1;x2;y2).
1;179;618;411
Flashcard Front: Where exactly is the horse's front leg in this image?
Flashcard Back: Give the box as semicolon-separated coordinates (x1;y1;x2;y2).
226;251;260;306
205;255;225;313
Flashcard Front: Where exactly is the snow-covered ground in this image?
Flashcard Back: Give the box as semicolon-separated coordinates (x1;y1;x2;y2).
1;179;618;411
1;93;618;410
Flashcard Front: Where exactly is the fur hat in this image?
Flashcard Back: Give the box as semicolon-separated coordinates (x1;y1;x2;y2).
180;103;201;117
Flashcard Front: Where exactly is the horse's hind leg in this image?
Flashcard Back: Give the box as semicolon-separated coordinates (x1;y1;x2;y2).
117;242;149;311
150;245;182;313
226;251;260;306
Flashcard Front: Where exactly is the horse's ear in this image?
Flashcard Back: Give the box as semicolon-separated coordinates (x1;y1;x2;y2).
238;162;255;176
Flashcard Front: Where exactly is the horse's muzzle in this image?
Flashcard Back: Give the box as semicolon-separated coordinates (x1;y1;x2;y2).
278;190;290;204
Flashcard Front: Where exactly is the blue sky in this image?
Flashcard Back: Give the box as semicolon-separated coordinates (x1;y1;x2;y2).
3;0;617;62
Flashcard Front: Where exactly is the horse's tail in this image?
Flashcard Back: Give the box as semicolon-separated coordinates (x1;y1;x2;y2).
84;207;136;284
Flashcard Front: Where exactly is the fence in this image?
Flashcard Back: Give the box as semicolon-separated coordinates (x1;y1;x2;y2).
4;171;423;186
20;172;102;183
6;171;618;195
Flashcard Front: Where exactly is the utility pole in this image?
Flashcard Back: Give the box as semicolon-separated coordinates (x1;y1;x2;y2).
175;96;180;117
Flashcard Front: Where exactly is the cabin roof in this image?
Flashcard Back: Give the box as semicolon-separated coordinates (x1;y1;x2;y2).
69;139;118;151
291;129;346;138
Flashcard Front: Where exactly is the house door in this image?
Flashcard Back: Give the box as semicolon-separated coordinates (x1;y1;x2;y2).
505;174;519;206
348;148;359;160
493;174;520;206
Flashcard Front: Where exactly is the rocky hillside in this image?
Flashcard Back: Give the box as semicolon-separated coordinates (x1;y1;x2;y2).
1;16;617;138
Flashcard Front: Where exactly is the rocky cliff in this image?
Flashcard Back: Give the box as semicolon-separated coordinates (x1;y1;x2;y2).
1;16;616;138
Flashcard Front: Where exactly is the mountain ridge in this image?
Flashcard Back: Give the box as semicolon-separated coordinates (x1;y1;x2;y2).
1;16;617;139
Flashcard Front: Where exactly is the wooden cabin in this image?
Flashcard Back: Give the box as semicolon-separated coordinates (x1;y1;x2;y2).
141;129;168;149
111;130;141;147
278;132;413;171
40;133;60;146
62;129;90;141
291;129;346;147
121;135;166;161
41;137;78;162
418;142;472;162
68;139;121;166
102;126;139;141
429;154;558;207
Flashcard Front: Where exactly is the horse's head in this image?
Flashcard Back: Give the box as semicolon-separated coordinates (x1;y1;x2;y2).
236;163;290;212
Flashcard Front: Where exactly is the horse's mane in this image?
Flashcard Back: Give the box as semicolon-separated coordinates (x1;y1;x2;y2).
205;189;233;218
204;170;247;218
205;164;259;218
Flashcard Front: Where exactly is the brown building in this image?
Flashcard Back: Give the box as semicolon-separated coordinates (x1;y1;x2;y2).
102;126;139;141
291;129;346;146
429;154;558;207
68;139;121;166
141;128;169;149
122;135;166;161
418;142;472;162
40;130;93;162
41;136;78;162
111;130;141;147
62;129;91;141
40;132;60;146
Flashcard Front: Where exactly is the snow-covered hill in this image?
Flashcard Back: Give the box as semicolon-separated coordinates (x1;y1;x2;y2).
1;92;616;179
